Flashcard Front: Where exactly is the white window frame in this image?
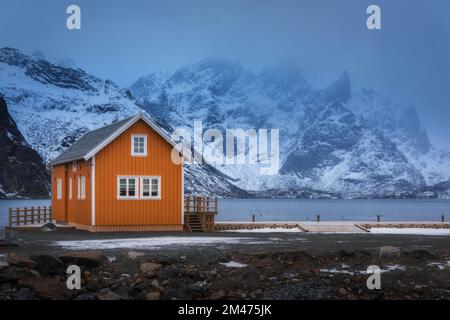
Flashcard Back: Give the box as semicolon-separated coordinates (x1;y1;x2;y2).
80;176;86;200
56;178;62;200
72;161;77;172
77;176;81;199
69;177;72;200
140;176;161;200
131;134;148;157
117;176;139;199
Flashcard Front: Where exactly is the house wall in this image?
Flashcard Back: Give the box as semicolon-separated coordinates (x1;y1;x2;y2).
51;164;67;222
67;160;92;226
51;160;92;225
94;119;183;229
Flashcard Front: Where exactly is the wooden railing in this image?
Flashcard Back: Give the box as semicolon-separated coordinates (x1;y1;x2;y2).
184;196;218;214
8;206;52;227
184;196;218;232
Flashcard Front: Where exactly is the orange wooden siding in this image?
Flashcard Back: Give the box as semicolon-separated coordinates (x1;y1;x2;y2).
51;161;92;225
94;119;183;227
51;164;66;222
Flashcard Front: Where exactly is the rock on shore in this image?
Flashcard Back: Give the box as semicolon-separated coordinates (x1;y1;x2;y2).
0;247;449;300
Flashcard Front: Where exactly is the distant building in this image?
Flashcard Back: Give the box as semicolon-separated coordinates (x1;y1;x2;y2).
49;113;183;232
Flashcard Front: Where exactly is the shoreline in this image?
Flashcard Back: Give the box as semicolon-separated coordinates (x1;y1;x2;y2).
1;231;450;300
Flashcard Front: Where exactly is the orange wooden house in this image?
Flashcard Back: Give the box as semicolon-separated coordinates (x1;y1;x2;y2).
49;113;184;232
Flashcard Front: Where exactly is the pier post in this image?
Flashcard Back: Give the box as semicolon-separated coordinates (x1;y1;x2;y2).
316;214;320;222
8;208;12;228
441;215;445;223
377;214;381;223
252;214;255;222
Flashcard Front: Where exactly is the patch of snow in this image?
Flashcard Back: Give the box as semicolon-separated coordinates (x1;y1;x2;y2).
383;264;406;272
220;261;247;268
369;228;450;236
320;268;354;275
221;227;303;233
6;131;14;141
53;236;264;250
321;265;406;275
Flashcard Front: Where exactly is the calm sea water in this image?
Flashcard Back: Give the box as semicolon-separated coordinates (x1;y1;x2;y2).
1;199;449;226
217;199;450;222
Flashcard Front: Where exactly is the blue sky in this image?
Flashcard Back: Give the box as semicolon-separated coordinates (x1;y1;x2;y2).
1;0;450;150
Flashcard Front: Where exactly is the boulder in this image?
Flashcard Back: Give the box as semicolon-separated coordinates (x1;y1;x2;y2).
403;249;435;260
17;277;73;300
15;288;35;300
7;253;37;269
96;288;121;300
210;290;226;300
0;261;9;270
145;291;161;300
0;266;31;283
41;222;57;232
127;251;145;260
140;262;162;274
378;246;401;258
58;251;106;268
30;255;63;276
161;288;191;300
74;292;97;300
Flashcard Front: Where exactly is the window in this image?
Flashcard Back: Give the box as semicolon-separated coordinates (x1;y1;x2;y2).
72;161;77;172
117;177;138;199
131;134;147;156
80;176;86;199
57;179;62;200
77;176;86;200
77;177;80;199
69;178;72;200
140;177;161;199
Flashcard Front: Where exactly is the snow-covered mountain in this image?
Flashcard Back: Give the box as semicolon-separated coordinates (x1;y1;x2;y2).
2;48;449;199
0;48;243;198
130;57;450;198
0;94;49;199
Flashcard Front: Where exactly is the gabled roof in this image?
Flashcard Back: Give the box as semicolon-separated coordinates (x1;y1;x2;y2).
50;113;178;166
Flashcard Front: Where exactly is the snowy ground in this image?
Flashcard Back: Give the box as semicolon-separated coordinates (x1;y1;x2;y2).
222;227;303;233
369;228;450;236
53;236;267;250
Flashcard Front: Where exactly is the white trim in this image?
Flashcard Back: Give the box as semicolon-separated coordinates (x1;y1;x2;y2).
91;156;95;226
72;161;77;172
131;134;148;157
83;114;180;161
117;176;139;200
181;162;184;225
140;176;161;200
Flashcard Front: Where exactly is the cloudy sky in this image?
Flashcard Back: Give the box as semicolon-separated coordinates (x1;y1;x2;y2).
1;0;450;150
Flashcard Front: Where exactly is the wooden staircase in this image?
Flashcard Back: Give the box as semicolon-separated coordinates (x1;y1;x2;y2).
184;196;218;232
187;213;204;232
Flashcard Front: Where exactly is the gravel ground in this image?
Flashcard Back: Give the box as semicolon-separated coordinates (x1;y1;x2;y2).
1;230;449;300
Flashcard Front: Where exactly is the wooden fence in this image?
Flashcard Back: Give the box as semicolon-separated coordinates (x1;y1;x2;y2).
8;206;52;227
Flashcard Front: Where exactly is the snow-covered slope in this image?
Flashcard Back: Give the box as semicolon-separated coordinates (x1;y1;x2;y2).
130;58;450;198
0;47;144;162
0;48;243;197
347;89;450;185
0;94;50;199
